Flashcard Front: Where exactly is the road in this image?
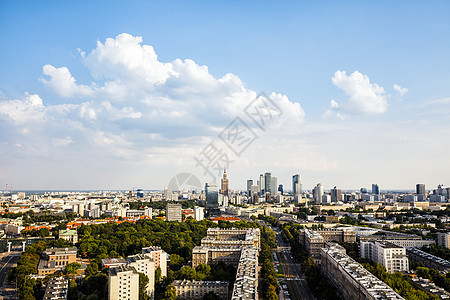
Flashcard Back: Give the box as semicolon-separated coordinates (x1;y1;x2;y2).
272;227;315;300
0;250;21;300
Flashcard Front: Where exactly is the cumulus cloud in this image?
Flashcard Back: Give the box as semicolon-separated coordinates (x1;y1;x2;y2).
393;84;408;99
41;65;94;98
0;93;46;124
325;70;388;118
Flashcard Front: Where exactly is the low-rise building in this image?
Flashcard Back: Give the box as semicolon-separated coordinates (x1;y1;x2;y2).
58;229;78;243
407;247;450;272
438;232;450;248
172;280;229;300
38;247;78;276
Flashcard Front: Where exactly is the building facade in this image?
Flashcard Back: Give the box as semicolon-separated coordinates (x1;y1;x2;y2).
108;265;140;300
166;203;182;222
360;240;409;273
172;280;229;300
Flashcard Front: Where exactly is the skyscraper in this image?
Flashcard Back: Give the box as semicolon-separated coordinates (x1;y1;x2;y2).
292;174;302;195
247;179;253;196
313;183;324;203
270;177;278;196
220;169;229;196
166;203;182;222
278;184;283;195
264;172;271;195
205;183;219;213
372;184;380;195
259;174;265;195
330;186;342;203
416;184;425;195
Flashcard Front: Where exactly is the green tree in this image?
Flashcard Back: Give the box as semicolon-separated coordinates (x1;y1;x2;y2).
155;266;162;283
65;262;81;275
163;285;176;300
139;273;149;300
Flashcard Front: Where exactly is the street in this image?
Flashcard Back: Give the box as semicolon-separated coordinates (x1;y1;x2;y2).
0;250;21;300
273;227;315;300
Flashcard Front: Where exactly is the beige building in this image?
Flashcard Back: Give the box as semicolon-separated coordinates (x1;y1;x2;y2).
127;254;155;299
360;240;409;273
321;245;404;300
142;246;168;277
172;280;229;300
59;229;78;243
38;247;78;276
166;203;182;222
108;265;140;300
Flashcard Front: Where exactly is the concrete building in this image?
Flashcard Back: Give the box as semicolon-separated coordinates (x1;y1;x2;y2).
205;183;219;214
58;229;78;243
270;177;278;196
246;179;253;196
194;206;204;221
416;184;426;196
173;280;229;300
142;246;168;277
43;277;69;300
38;247;78;276
230;247;258;300
313;183;323;203
321;245;404;300
360;240;409;273
127;254;155;299
438;232;450;248
330;187;342;203
264;172;271;195
102;258;128;269
166;203;182;222
407;247;450;272
292;174;302;196
372;184;380;195
108;265;140;300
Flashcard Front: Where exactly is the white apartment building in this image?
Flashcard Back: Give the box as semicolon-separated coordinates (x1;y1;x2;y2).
108;265;139;300
194;206;204;221
142;246;168;278
127;254;155;299
360;240;409;273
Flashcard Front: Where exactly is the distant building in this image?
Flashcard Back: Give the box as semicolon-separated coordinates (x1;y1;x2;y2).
220;170;230;196
407;247;450;272
438;232;450;248
270;177;278;196
278;184;283;195
330;187;342;203
416;184;426;195
43;277;69;300
360;240;409;273
246;179;253;196
313;183;324;203
372;184;380;195
108;265;139;300
263;172;271;195
259;174;265;194
205;183;219;214
194;206;204;221
136;189;144;198
166;203;182;222
292;174;302;196
58;229;78;244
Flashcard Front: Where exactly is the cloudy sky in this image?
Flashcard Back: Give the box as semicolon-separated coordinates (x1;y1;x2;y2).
0;1;449;191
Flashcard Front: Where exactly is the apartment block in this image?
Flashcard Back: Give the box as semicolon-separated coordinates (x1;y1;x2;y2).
230;246;258;300
109;265;140;300
360;240;409;273
166;203;182;222
172;280;229;300
321;245;404;300
438;232;450;248
407;247;450;272
43;277;69;300
127;254;155;299
142;246;168;278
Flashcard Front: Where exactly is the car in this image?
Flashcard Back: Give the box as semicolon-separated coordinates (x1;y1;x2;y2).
283;285;287;289
283;291;289;295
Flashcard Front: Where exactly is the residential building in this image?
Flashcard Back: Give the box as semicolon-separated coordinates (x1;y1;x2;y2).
166;203;182;222
43;277;69;300
173;280;229;300
108;265;140;300
194;206;204;221
438;232;450;248
360;240;409;273
321;245;404;300
127;254;155;299
142;246;168;277
407;247;450;272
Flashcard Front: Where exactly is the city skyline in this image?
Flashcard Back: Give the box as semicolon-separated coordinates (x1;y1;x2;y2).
0;1;449;190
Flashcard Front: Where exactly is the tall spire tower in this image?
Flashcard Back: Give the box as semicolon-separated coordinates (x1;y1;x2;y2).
220;169;229;196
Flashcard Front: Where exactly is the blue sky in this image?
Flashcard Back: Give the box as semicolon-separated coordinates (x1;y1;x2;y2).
0;1;449;190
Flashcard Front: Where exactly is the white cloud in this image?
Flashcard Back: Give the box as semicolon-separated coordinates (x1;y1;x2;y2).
326;70;388;118
41;65;94;98
393;84;408;98
0;93;46;124
51;136;73;147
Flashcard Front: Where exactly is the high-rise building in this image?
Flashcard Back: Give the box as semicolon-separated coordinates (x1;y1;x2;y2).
205;183;219;213
313;183;324;203
166;203;182;222
292;174;302;195
330;187;342;203
246;179;253;196
220;169;229;196
108;265;140;300
278;184;283;195
360;240;409;273
194;206;204;221
264;172;271;195
372;184;380;195
270;177;278;196
127;254;155;299
438;232;450;249
259;174;265;195
142;246;168;278
416;184;426;195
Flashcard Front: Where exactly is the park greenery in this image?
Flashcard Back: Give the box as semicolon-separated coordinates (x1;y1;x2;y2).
416;266;450;293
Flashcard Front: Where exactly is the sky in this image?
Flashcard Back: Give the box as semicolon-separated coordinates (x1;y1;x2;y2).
0;0;449;191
